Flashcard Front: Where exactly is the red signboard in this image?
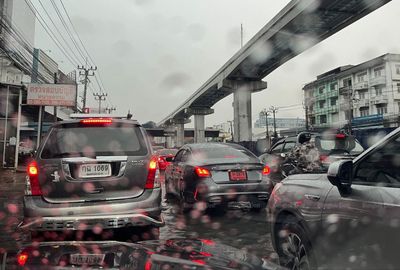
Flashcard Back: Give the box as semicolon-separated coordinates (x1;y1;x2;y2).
27;84;77;107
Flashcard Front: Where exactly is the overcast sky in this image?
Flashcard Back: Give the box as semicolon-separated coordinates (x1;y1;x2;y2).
31;0;400;127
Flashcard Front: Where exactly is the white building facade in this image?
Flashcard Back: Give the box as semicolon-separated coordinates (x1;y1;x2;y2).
304;54;400;129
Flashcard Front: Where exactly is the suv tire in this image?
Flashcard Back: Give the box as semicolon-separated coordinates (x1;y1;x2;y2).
274;216;316;270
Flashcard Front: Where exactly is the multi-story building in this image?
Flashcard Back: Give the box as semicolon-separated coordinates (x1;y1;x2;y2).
254;115;306;129
303;53;400;129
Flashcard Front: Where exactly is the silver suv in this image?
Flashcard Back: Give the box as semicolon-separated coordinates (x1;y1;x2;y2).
19;115;163;236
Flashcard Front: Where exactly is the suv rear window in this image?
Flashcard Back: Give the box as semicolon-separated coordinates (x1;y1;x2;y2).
191;145;258;163
316;137;364;155
41;125;148;159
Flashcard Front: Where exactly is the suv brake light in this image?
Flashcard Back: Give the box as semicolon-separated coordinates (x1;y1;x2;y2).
80;118;113;125
27;161;42;196
145;156;160;189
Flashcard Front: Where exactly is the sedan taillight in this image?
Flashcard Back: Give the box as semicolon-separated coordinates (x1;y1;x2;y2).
145;156;161;189
195;167;211;178
27;161;42;196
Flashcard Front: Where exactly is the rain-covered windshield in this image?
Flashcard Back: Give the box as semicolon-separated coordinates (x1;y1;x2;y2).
1;0;399;269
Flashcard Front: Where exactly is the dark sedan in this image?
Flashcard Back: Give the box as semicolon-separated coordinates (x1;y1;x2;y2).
164;143;273;211
267;127;400;269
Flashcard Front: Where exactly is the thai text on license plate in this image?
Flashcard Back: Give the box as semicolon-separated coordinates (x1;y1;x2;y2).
79;164;111;178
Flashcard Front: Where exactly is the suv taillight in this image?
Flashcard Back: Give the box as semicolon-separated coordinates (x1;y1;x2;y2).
27;161;42;196
145;156;160;189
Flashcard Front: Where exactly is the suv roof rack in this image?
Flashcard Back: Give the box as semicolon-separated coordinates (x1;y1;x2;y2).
70;114;133;119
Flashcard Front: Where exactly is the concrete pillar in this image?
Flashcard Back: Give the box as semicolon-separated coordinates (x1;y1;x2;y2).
171;118;190;147
175;122;185;147
185;107;214;143
233;88;252;142
194;114;205;143
166;136;174;148
218;80;268;142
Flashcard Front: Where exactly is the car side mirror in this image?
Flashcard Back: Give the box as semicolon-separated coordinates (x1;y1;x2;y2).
165;156;174;162
327;160;353;192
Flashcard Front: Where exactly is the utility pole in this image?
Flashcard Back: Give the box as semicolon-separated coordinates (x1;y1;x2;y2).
53;72;58;122
305;105;309;131
262;109;270;146
93;92;107;113
228;120;234;141
78;65;97;110
269;106;278;139
105;106;116;114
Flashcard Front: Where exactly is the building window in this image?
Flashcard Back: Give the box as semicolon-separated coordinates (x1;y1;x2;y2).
360;107;369;117
310;117;316;125
374;66;384;77
320;115;327;124
319;86;324;94
376;104;388;115
396;65;400;75
375;87;383;96
397;83;400;93
331;113;339;123
330;97;337;106
319;100;326;109
357;72;367;83
358;91;366;99
398;102;400;113
330;82;337;91
343;78;352;88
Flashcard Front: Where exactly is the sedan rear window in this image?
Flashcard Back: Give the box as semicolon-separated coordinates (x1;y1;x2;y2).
191;145;258;163
41;126;147;159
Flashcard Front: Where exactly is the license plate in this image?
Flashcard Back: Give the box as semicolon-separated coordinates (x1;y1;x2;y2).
228;201;251;209
70;254;105;265
79;164;111;178
229;170;247;181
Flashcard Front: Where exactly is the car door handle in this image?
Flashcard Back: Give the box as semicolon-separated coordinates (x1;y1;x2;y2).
304;194;320;201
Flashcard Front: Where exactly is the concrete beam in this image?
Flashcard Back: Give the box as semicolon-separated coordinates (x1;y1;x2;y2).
219;80;268;142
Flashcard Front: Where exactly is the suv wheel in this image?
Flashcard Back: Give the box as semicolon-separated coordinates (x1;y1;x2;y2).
275;216;315;270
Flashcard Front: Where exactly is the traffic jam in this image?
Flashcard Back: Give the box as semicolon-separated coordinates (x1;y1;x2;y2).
1;0;399;269
6;114;398;269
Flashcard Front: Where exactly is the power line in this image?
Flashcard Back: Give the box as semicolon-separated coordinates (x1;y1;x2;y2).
59;0;112;105
49;0;87;63
23;0;79;67
36;0;82;64
59;0;96;66
0;18;57;82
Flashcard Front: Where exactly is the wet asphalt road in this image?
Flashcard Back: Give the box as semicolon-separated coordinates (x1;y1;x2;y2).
0;171;276;267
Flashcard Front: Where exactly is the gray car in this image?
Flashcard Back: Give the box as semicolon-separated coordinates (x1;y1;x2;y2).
19;116;164;236
267;127;400;269
164;143;273;211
